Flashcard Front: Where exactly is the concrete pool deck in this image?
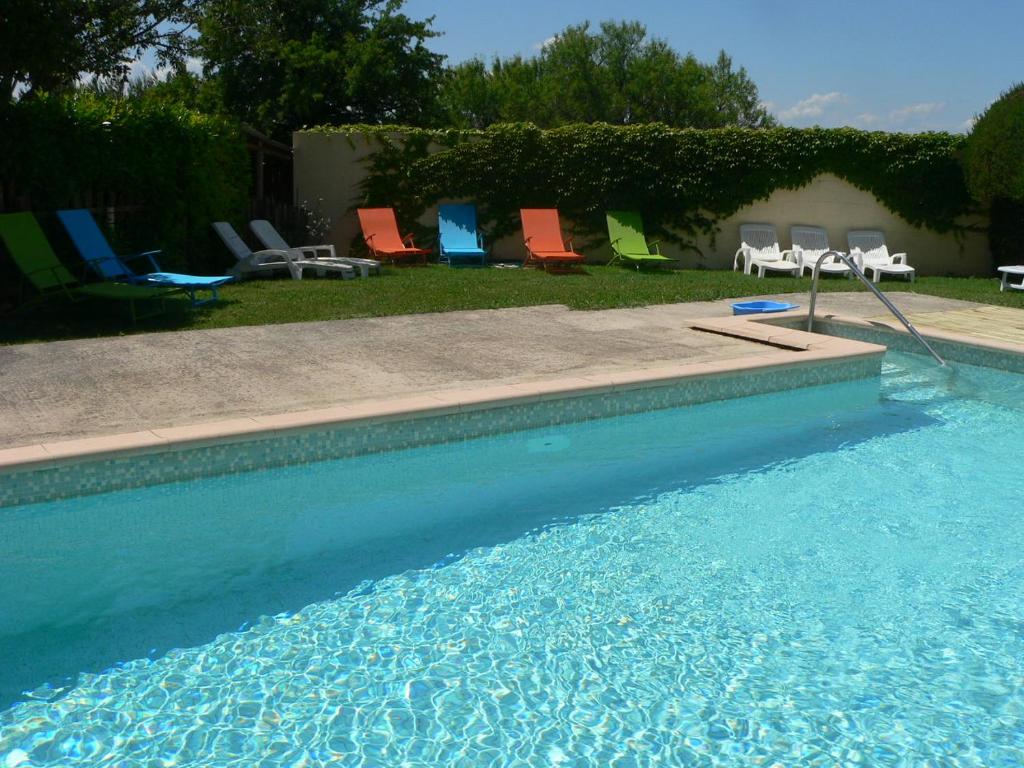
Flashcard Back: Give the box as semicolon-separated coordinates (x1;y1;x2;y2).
0;291;1007;459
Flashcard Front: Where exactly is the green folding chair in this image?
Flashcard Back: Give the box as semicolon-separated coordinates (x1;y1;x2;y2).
605;211;677;269
0;212;183;322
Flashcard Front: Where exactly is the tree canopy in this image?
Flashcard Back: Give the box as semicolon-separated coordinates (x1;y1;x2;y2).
0;0;199;99
964;83;1024;205
437;21;776;130
963;83;1024;266
197;0;444;137
3;3;778;136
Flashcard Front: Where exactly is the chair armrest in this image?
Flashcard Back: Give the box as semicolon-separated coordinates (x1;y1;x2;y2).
402;232;416;248
733;247;748;271
252;248;295;262
646;240;661;255
24;264;79;298
565;238;574;252
83;254;124;271
891;252;908;264
477;230;486;249
121;249;163;272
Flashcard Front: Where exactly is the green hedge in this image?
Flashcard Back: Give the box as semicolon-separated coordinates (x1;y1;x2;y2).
964;84;1024;267
0;95;249;273
321;123;973;256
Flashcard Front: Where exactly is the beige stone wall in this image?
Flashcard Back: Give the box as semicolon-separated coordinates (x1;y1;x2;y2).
293;131;376;256
294;132;990;276
694;174;990;276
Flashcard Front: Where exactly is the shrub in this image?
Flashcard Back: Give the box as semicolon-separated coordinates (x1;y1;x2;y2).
964;84;1024;266
0;94;250;273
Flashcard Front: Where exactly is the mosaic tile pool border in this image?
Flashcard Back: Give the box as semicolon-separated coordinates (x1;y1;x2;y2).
0;354;881;508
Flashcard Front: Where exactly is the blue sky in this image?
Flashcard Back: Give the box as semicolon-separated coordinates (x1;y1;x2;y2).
402;0;1022;132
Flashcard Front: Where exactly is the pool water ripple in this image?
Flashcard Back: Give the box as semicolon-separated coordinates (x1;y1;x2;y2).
2;354;1024;766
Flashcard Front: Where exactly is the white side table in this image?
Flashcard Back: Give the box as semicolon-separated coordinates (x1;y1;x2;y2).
997;266;1024;292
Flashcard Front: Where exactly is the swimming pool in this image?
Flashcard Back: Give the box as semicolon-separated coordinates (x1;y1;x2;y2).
1;350;1023;766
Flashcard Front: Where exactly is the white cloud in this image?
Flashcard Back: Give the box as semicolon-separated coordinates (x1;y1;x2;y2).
853;113;881;128
534;36;557;51
772;93;970;133
778;92;844;121
888;101;945;122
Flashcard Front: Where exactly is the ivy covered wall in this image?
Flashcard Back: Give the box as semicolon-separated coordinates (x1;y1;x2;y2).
295;123;989;274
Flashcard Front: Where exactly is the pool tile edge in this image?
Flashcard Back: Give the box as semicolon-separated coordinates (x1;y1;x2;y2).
0;337;883;485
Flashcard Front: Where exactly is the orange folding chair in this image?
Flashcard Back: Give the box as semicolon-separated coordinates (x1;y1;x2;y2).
520;209;585;271
356;208;430;264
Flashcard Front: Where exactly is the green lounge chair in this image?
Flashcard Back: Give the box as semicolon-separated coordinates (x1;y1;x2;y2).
605;211;676;269
0;212;183;322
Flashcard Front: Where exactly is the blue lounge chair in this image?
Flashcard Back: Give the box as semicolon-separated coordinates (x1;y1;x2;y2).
438;204;487;266
56;209;233;306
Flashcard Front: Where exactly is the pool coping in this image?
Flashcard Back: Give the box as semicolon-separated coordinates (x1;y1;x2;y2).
789;310;1024;357
0;322;886;475
692;307;1024;365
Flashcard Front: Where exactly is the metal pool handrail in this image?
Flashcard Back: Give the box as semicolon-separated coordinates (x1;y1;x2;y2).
807;250;945;366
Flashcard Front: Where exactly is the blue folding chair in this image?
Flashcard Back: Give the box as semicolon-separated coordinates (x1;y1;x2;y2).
438;204;487;266
57;209;233;306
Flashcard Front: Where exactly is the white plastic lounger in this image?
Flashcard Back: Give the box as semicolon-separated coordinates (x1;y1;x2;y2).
997;266;1024;292
214;222;354;281
846;230;915;283
790;225;854;277
250;219;381;278
733;224;800;278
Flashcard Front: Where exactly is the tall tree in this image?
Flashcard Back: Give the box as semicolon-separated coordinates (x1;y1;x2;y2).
438;20;777;130
1;0;199;99
197;0;444;137
707;51;775;129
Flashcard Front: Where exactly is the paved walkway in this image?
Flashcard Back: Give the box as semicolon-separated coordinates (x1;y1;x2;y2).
871;305;1024;346
0;292;988;448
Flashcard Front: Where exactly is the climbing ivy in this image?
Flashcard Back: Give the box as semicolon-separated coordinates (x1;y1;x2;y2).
311;122;973;256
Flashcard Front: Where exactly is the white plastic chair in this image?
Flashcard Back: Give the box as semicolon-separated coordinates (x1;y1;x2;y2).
250;219;381;278
846;230;915;282
997;266;1024;292
733;224;800;278
213;222;354;281
790;226;856;277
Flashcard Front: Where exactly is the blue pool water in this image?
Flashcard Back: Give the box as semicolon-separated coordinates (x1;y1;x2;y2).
1;352;1024;766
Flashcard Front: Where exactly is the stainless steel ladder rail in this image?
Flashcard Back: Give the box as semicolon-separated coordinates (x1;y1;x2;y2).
806;251;945;366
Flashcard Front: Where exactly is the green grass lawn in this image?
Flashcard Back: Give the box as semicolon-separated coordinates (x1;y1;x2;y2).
3;265;1023;345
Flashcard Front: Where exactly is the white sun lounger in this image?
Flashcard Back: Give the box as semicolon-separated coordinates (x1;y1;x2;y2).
249;219;381;278
733;224;800;278
790;225;855;277
846;230;915;283
213;222;355;281
997;266;1024;292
